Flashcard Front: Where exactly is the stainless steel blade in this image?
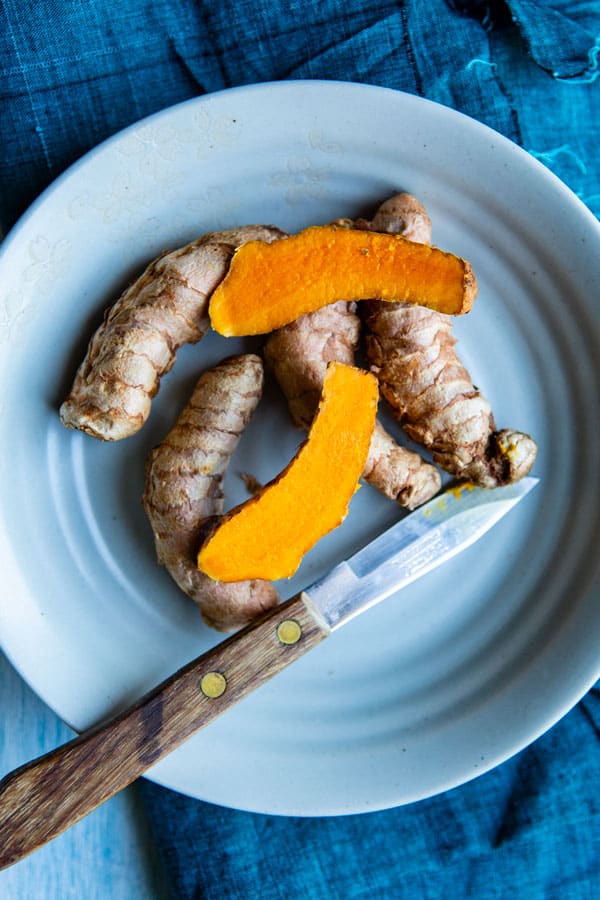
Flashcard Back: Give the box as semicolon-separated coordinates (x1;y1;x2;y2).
305;477;539;631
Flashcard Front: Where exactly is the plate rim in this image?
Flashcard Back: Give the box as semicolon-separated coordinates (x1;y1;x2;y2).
3;79;600;254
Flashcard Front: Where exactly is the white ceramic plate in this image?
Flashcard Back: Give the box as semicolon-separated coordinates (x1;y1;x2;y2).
0;81;599;816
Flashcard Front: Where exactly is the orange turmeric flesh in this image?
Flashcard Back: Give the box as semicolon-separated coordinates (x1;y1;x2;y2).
197;362;378;582
209;225;477;336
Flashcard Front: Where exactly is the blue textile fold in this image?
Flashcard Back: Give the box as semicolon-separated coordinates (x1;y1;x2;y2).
1;0;599;229
503;0;600;78
138;686;600;898
1;1;599;897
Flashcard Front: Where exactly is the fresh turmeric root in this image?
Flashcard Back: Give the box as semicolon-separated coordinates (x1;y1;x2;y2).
209;225;477;336
60;225;285;441
197;362;378;582
142;354;280;632
360;194;537;486
264;300;441;509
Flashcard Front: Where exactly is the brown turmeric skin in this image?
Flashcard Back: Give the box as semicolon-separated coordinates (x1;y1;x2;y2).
360;194;537;486
60;225;285;441
142;354;280;632
197;362;378;582
209;225;477;336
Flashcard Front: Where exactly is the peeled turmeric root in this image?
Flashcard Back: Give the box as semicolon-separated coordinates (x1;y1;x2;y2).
264;300;441;510
60;225;285;441
360;194;537;487
197;362;378;582
209;225;477;336
142;354;280;632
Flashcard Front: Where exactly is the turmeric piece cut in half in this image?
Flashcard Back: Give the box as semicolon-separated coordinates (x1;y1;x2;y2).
197;361;378;582
209;225;477;336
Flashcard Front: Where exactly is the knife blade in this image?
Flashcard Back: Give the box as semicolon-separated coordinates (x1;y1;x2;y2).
305;475;539;630
0;476;537;868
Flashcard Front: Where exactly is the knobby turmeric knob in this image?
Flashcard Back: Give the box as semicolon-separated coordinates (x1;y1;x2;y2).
359;193;537;487
60;225;286;441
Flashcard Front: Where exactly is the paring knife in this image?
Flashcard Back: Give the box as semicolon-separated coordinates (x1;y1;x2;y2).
0;477;537;868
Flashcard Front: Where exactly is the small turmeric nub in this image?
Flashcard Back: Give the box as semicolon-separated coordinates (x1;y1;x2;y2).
209;226;477;336
197;362;378;582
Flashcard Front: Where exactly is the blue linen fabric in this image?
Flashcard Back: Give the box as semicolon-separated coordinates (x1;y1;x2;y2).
1;1;599;897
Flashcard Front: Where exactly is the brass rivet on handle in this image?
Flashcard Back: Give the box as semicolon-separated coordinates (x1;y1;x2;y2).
200;671;227;698
277;619;302;645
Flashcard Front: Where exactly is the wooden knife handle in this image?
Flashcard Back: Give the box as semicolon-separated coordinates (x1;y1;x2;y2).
0;592;329;869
